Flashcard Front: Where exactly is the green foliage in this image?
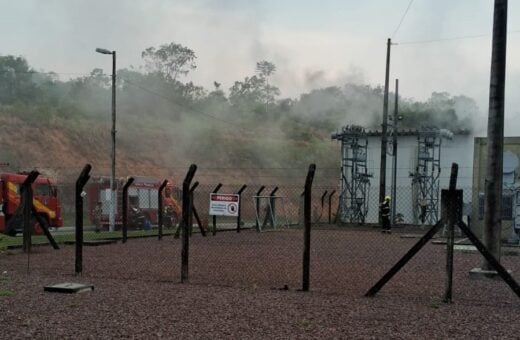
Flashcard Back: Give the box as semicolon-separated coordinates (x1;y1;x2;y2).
0;44;479;175
0;55;38;105
229;75;266;106
429;297;442;308
0;229;179;251
399;92;476;131
301;319;311;328
256;61;276;78
0;289;13;297
229;61;281;117
141;42;197;81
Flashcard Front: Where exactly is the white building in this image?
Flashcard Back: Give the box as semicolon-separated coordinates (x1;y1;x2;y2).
357;129;475;224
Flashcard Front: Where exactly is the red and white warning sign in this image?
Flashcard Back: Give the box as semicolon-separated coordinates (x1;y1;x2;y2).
209;193;240;217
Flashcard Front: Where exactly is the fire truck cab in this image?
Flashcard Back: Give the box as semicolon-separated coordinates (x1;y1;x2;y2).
0;172;63;235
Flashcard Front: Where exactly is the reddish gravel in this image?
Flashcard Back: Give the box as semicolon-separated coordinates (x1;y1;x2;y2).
1;228;519;338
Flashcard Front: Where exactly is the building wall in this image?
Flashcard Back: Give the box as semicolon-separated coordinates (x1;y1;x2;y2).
471;137;520;239
359;134;474;224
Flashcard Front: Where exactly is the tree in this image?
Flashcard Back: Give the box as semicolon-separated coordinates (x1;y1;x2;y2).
0;55;38;104
180;81;206;101
207;81;226;102
398;92;478;131
255;61;278;114
256;60;276;79
141;42;197;81
229;75;266;113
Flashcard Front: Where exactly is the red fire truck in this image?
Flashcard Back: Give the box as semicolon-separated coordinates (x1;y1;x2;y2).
0;172;63;235
86;176;181;229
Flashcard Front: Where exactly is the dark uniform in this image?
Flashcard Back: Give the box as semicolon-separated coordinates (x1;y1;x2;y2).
381;197;391;233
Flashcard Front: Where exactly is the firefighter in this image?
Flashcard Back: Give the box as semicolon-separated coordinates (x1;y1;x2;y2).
419;199;428;224
380;196;391;234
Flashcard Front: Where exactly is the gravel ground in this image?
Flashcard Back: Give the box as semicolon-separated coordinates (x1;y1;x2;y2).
1;228;519;339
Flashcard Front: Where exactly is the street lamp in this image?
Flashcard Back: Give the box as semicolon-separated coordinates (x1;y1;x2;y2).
96;47;116;232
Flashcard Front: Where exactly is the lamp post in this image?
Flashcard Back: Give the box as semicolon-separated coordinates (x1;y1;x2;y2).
96;47;116;232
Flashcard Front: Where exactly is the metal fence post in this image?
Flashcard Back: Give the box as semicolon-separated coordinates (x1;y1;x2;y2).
189;181;198;236
75;164;92;274
269;187;278;228
302;164;316;292
328;190;336;224
236;185;247;233
189;182;206;237
212;183;223;236
299;190;305;226
320;190;328;223
122;177;134;243
21;171;39;253
181;164;197;283
443;164;459;303
263;187;278;229
255;186;265;231
158;180;168;240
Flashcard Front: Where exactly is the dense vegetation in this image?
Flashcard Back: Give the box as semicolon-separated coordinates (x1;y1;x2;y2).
0;42;478;181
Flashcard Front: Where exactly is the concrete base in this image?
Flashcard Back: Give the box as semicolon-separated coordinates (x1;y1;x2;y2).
469;268;513;280
431;239;468;245
452;245;519;256
455;245;479;254
83;239;118;246
44;282;94;294
400;234;423;239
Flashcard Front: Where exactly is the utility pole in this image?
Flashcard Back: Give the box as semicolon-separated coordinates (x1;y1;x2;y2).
483;0;508;269
379;38;392;224
391;79;399;226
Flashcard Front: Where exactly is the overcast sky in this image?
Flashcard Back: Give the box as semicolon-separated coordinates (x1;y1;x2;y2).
2;0;520;135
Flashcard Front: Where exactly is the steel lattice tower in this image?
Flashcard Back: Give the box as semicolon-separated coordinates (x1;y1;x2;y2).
411;127;442;225
332;125;372;223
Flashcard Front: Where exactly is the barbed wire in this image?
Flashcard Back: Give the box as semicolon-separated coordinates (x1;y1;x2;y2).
24;163;490;170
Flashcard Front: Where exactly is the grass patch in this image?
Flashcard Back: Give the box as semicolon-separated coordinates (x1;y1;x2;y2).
0;228;178;250
0;289;13;297
61;212;89;227
429;297;442;309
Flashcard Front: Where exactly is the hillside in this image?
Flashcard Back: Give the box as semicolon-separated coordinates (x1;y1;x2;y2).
0;49;478;186
0;107;340;186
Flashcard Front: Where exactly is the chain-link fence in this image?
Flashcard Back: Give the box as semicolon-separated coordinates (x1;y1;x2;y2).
1;165;519;308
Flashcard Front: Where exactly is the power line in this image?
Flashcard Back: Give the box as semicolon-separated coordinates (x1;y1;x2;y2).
121;78;244;129
0;70;90;76
27;163;484;171
120;77;337;147
398;33;488;45
397;29;520;46
0;67;340;147
392;0;414;39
